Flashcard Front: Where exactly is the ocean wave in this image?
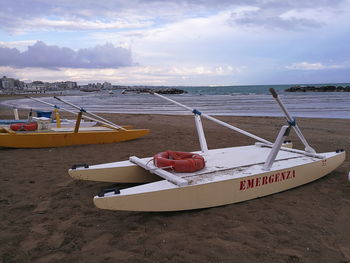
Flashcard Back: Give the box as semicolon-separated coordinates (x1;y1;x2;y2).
1;92;350;119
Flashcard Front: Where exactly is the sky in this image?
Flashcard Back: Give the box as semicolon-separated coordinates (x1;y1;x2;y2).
1;0;350;86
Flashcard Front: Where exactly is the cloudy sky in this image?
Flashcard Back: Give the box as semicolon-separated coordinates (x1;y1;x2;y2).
1;0;350;85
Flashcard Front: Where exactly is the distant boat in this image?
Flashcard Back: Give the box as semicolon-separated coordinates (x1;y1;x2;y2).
0;97;149;148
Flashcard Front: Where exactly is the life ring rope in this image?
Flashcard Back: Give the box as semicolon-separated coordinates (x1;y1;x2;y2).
147;158;173;170
153;150;205;173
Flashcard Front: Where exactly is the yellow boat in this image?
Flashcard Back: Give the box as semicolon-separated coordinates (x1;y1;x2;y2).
0;126;149;148
0;96;149;148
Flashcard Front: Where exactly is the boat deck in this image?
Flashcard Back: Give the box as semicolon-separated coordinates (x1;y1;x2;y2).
0;126;115;134
134;145;324;186
115;147;339;197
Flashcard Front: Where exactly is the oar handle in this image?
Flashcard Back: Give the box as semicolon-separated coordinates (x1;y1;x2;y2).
269;88;278;98
269;88;293;121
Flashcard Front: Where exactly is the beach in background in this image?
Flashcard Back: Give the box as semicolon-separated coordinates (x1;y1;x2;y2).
0;92;349;262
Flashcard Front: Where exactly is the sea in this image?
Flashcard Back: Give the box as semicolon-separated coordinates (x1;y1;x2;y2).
1;84;350;119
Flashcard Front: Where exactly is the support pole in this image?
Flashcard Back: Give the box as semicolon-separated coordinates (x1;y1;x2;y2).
194;114;208;153
74;111;82;133
28;109;33;122
269;88;316;154
53;108;61;128
13;108;19;120
262;125;290;171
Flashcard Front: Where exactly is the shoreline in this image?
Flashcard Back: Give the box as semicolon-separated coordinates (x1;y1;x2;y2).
1;94;349;120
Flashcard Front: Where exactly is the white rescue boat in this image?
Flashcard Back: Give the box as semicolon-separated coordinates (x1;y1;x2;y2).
70;89;346;211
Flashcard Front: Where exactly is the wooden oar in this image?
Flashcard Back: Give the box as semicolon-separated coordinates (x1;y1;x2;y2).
53;96;125;130
26;96;121;130
151;92;272;145
269;88;316;154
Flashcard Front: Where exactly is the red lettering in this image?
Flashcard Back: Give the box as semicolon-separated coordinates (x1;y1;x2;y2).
255;177;261;187
240;170;295;191
240;180;246;190
262;176;268;185
275;173;281;182
281;172;286;181
285;171;291;179
247;179;254;189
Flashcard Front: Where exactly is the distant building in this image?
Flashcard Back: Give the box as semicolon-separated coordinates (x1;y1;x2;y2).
0;76;25;90
79;82;104;92
30;81;49;92
51;81;77;90
102;82;112;89
1;76;15;89
23;80;78;92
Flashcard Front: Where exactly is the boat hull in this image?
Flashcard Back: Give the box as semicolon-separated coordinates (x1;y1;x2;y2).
0;129;149;148
93;151;345;212
69;160;159;183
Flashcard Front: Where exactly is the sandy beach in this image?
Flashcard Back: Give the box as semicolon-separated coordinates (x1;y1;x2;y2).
0;98;349;262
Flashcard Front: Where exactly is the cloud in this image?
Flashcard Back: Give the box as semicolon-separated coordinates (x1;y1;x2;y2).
226;0;350;31
1;0;350;85
0;40;37;50
1;64;241;85
1;0;349;33
285;62;344;70
4;17;154;34
229;6;324;31
133;65;240;76
0;41;133;69
91;10;244;65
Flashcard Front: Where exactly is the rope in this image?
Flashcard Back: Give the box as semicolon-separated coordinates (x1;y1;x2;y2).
147;158;173;171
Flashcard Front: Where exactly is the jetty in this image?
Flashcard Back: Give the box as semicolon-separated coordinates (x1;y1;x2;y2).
286;85;350;92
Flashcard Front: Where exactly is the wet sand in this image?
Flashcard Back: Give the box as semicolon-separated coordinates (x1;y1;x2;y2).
0;100;349;262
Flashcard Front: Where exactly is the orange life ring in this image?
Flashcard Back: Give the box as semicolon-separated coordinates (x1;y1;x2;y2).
10;122;38;131
153;151;205;173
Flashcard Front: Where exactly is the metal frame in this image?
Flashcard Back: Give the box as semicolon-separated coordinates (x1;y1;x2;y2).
151;91;323;161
